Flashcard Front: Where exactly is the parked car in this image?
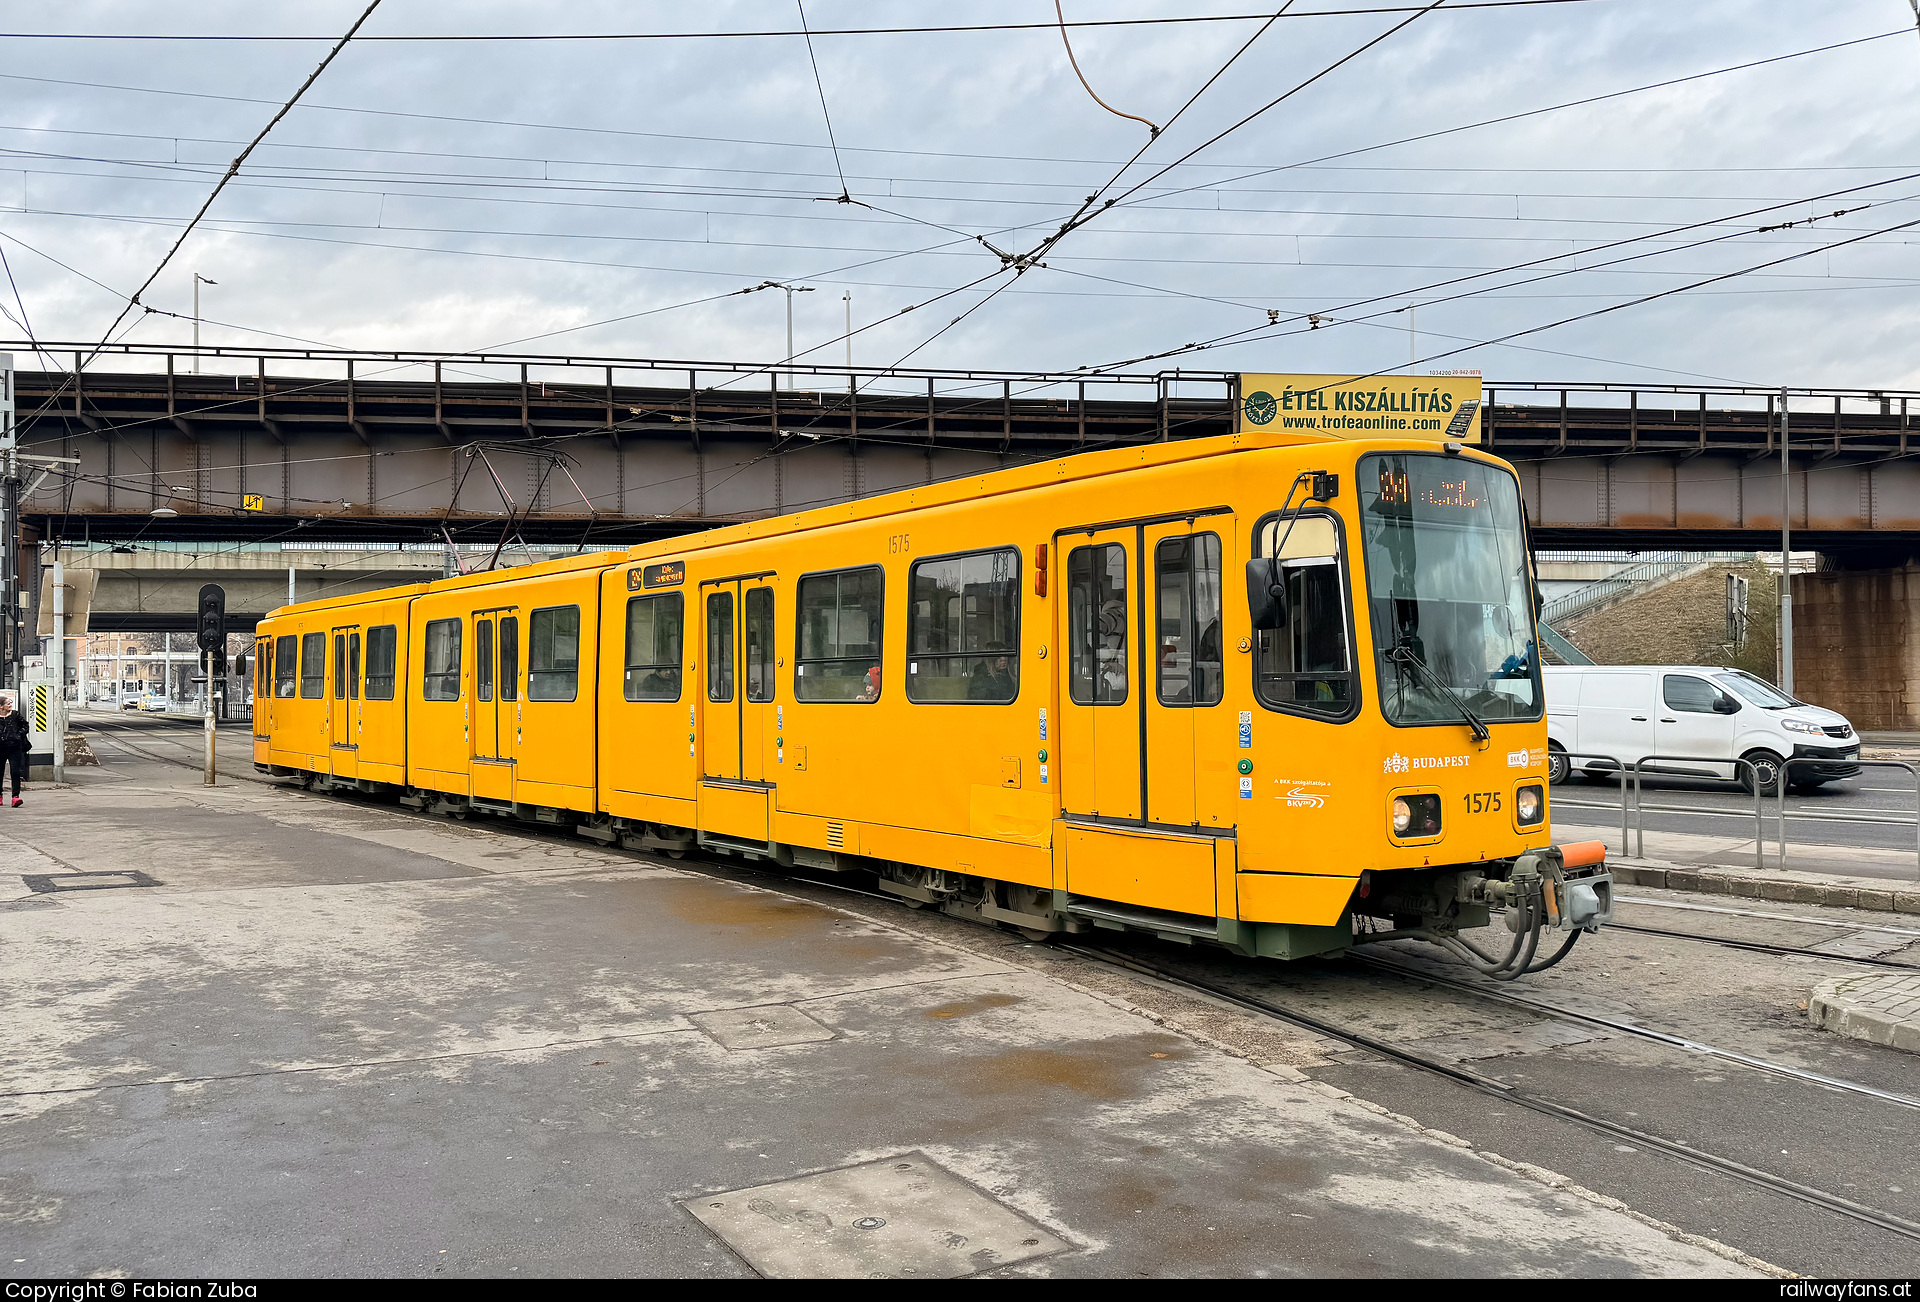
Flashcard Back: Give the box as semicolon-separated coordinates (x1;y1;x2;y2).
140;693;170;713
1544;665;1858;795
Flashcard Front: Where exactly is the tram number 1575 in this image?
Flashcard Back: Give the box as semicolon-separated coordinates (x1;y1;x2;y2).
1462;791;1503;814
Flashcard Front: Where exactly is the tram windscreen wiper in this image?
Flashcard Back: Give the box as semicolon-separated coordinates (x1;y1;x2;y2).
1386;641;1491;742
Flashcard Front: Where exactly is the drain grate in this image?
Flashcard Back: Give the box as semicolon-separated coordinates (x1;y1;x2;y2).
23;871;161;894
685;1152;1069;1278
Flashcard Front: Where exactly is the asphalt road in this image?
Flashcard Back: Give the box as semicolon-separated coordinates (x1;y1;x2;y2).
1551;769;1920;855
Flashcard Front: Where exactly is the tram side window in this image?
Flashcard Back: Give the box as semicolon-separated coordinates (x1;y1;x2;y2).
1155;534;1223;707
624;594;683;702
475;620;495;703
333;634;349;701
364;626;398;700
707;592;734;703
528;605;580;702
1068;544;1128;705
795;566;883;702
257;641;271;702
1253;515;1354;718
300;633;326;699
906;548;1019;703
500;617;519;702
274;635;297;698
745;587;774;703
422;619;462;701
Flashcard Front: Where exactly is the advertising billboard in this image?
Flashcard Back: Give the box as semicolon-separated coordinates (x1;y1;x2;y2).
1238;372;1484;443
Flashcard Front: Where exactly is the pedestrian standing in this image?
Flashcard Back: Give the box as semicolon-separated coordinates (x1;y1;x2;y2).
0;695;28;807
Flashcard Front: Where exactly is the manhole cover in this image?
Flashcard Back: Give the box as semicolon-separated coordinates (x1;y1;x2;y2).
23;871;160;894
685;1152;1068;1278
690;1004;836;1051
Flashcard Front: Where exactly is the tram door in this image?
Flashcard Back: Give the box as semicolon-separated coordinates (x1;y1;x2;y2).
1058;530;1143;822
469;607;519;802
254;637;272;745
1142;520;1231;830
329;624;361;780
699;579;777;843
1059;518;1232;916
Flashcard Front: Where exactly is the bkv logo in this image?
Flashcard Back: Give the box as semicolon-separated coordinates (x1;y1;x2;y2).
1383;753;1410;775
1284;787;1326;808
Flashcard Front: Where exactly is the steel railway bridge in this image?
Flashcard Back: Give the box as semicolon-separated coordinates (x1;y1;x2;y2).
3;342;1917;557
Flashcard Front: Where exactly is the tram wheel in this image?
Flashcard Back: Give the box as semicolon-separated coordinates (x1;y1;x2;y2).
1017;927;1057;944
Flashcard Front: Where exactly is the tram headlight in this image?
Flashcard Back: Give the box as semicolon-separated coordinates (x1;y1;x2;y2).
1390;793;1441;838
1516;784;1545;827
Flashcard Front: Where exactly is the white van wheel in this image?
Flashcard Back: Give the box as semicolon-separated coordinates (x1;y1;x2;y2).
1740;750;1784;796
1545;744;1571;786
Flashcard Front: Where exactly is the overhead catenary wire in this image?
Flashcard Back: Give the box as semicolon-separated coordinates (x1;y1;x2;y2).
0;3;1615;43
794;0;851;203
1054;0;1161;137
1011;1;1451;275
79;0;384;372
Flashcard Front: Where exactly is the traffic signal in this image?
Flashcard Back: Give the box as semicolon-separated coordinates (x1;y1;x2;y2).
197;583;226;656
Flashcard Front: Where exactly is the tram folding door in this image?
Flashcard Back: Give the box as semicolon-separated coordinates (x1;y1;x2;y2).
1058;531;1142;822
1057;517;1233;918
698;578;777;845
329;624;361;780
469;606;520;803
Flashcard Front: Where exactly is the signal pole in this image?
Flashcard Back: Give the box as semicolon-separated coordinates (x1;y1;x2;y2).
198;583;225;786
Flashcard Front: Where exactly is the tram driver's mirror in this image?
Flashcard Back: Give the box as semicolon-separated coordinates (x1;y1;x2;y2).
1246;557;1289;631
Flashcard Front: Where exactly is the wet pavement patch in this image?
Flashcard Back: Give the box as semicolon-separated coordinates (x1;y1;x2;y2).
685;1152;1068;1278
23;871;160;893
924;993;1023;1020
691;1004;838;1050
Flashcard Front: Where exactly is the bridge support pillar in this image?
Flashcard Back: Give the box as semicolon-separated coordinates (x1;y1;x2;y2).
1793;561;1920;730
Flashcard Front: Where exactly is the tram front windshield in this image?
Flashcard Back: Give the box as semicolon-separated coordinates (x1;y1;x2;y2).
1358;452;1541;725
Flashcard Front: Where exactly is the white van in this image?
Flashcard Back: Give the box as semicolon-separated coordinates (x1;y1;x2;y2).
1543;665;1859;795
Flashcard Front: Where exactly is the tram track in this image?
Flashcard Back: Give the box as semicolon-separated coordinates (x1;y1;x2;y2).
1054;941;1920;1248
1604;921;1920;970
78;718;1920;1254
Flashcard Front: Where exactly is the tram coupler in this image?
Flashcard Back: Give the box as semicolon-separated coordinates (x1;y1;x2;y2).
1493;843;1613;933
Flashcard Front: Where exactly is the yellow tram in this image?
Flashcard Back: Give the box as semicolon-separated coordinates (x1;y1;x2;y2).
252;421;1612;976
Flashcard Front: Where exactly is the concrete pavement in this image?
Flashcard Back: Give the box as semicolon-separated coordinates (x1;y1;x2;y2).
0;743;1765;1278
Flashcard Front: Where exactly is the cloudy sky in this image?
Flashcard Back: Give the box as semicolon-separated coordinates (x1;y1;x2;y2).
1;0;1916;394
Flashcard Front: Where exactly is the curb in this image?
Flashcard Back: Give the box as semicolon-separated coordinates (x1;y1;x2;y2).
1610;862;1920;917
1808;972;1920;1055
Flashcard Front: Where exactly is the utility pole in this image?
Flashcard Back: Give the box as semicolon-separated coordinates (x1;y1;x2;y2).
1;351;15;690
50;556;64;784
745;281;816;390
783;283;813;390
1779;388;1794;696
192;274;216;374
843;291;852;367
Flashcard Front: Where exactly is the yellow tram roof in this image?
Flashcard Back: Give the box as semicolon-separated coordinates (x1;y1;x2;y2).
263;425;1488;622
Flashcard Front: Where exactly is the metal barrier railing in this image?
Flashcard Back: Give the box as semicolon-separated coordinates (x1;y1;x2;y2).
1549;750;1647;860
1629;754;1765;874
1554;749;1920;882
1779;757;1920;881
